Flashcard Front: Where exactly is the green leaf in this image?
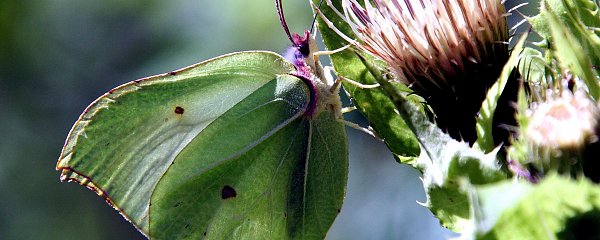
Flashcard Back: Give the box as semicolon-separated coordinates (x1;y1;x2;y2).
57;51;348;239
313;0;420;162
474;175;600;240
421;146;505;232
530;0;600;56
530;0;600;100
474;35;527;152
545;1;600;100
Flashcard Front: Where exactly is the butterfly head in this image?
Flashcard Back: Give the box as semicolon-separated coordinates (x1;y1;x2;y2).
282;30;314;77
276;0;321;77
276;0;335;118
291;30;310;57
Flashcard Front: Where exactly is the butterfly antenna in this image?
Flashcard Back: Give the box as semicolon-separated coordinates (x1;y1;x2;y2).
276;0;295;44
310;0;324;34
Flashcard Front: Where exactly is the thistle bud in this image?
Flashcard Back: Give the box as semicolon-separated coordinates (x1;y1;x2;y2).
342;0;513;143
524;90;600;174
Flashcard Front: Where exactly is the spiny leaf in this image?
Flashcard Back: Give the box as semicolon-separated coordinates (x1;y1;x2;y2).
355;51;506;232
473;175;600;240
530;0;600;100
544;0;600;100
517;47;546;87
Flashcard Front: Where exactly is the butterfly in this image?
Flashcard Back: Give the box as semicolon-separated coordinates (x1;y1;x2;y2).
56;0;348;239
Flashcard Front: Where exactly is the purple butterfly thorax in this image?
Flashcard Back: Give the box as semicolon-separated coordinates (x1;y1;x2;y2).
281;30;318;117
283;30;313;79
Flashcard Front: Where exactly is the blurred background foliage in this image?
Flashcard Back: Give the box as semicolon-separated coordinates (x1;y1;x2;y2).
0;0;529;239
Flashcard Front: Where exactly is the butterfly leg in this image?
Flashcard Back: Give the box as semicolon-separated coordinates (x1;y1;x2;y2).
338;75;381;89
325;66;380;92
339;118;379;139
312;44;351;60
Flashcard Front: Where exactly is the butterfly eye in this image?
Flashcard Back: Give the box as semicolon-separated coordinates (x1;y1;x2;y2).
297;42;310;57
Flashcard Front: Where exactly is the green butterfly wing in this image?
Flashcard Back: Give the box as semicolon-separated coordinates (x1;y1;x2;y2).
57;51;348;239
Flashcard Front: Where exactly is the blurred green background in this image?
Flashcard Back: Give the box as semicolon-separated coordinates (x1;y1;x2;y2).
0;0;536;239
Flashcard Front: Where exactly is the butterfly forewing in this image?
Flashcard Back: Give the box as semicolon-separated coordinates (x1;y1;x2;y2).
57;52;301;233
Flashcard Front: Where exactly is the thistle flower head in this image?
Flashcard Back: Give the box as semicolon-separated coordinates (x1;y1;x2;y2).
340;0;512;142
343;0;508;87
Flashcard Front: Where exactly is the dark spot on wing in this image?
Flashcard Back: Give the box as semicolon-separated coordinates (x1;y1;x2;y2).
184;224;189;229
169;71;177;76
337;209;341;213
204;232;207;236
221;185;236;199
174;106;185;114
174;201;182;207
